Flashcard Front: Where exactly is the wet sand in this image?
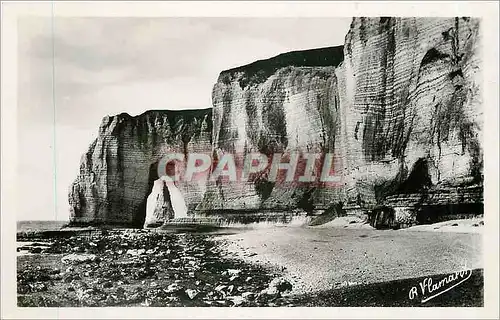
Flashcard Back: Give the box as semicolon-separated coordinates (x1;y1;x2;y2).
218;225;482;295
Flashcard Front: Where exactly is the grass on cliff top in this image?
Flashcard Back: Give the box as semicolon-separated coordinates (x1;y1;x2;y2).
220;46;344;88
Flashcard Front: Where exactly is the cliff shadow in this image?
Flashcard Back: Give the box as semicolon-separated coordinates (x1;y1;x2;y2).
133;161;162;228
416;203;484;224
369;206;396;229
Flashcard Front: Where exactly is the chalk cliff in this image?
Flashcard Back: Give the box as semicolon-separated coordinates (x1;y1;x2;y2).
337;17;482;225
144;178;174;228
198;46;345;212
68;109;212;227
200;17;483;221
68;17;482;227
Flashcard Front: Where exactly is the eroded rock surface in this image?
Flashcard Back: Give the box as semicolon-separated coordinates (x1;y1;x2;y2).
69;17;483;227
338;17;482;214
200;46;345;211
68;109;212;227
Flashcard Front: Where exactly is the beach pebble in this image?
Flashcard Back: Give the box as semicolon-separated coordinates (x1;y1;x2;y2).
61;253;97;264
104;295;116;305
215;285;227;292
126;249;145;256
227;269;242;276
242;292;254;300
267;277;292;295
29;282;47;292
229;275;239;282
17;228;294;307
30;247;43;254
165;283;183;293
229;296;244;306
63;273;81;283
216;300;230;306
185;289;199;300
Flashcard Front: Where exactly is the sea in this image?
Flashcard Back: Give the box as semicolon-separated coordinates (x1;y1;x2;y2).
17;220;69;233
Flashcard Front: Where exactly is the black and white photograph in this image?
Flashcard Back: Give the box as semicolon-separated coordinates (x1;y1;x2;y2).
1;1;498;319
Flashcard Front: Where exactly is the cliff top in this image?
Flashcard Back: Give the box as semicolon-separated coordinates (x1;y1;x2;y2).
98;108;213;136
218;45;344;88
112;108;212;121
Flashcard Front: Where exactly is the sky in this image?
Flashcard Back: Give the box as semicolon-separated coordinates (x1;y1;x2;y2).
17;17;351;221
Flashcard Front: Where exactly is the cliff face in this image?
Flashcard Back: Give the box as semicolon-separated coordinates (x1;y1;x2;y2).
68;109;212;227
200;17;482;221
338;17;482;221
199;46;345;211
69;17;482;227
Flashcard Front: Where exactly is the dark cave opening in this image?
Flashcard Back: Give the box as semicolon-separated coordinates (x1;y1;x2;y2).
397;158;433;193
416;203;484;225
421;47;451;67
297;187;316;215
132;161;161;228
369;206;396;230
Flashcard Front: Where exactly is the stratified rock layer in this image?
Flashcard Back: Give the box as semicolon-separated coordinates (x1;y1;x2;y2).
200;47;345;211
68;109;212;227
68;17;483;227
338;17;482;220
